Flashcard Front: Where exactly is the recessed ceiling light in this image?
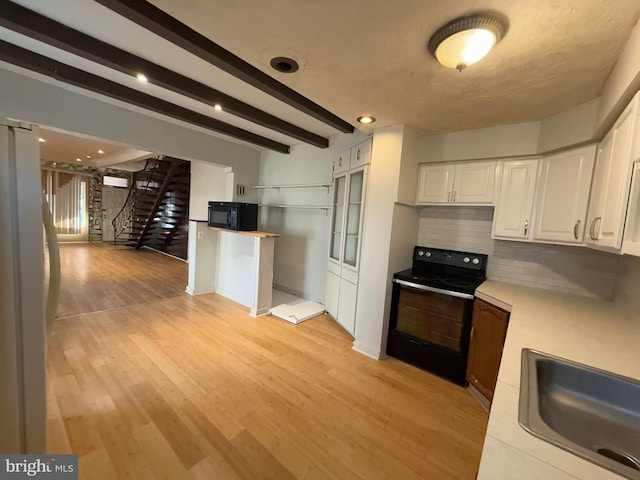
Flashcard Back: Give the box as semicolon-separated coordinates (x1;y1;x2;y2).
86;155;92;159
357;115;376;124
214;103;222;111
76;158;82;162
270;57;299;73
98;149;104;154
38;137;46;143
136;73;148;82
52;162;57;166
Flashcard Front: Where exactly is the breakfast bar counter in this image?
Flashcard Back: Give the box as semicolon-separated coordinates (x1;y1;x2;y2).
186;220;279;316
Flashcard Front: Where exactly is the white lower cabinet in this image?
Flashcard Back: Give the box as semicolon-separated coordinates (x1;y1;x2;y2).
492;159;539;240
336;277;357;335
325;269;340;319
532;145;596;244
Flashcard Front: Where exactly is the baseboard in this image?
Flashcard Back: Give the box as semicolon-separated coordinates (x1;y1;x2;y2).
468;384;491;411
141;246;187;263
352;342;382;360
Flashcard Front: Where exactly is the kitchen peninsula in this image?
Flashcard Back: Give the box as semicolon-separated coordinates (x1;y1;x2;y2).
186;220;279;316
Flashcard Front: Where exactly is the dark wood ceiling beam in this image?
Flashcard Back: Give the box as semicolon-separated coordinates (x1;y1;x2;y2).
0;0;327;148
93;0;355;134
0;40;290;154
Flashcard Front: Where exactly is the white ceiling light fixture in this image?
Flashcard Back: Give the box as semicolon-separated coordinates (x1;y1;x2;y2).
136;73;148;82
214;103;222;111
98;149;104;154
428;13;507;72
38;137;46;143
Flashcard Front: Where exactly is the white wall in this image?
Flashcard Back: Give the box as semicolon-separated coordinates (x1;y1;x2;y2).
613;253;640;312
418;206;618;300
596;19;640;136
189;162;231;220
257;132;368;302
354;125;421;359
537;99;599;152
0;66;261;171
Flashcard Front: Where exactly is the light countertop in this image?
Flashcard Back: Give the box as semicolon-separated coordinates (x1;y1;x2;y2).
475;280;640;480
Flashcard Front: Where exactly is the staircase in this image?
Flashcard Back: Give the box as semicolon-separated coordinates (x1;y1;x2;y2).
112;156;191;259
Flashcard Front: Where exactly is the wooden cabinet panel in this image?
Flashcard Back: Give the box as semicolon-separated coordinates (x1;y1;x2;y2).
416;164;455;204
325;270;340;318
492;159;538;240
337;277;357;335
466;298;510;402
533;146;595;243
350;138;372;169
586;93;638;251
453;161;497;204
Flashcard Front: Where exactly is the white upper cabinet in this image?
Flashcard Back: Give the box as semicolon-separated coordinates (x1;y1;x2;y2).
416;164;455;203
416;161;496;205
452;161;498;204
492;159;539;240
586;93;638;251
334;148;351;176
350;138;372;169
533;145;596;244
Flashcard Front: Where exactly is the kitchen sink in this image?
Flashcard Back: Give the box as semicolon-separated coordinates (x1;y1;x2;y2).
518;349;640;479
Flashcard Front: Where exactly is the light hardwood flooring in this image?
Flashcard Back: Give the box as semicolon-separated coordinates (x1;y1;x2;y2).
54;243;187;318
47;244;489;479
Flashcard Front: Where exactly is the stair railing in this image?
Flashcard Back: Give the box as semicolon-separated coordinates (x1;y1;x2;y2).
111;157;161;244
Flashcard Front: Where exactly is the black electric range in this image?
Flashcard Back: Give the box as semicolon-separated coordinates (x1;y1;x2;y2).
387;246;488;385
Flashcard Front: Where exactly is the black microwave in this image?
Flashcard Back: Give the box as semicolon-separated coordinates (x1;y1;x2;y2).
208;201;258;231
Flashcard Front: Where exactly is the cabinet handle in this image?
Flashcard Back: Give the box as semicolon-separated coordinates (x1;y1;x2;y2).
524;220;528;236
589;218;596;240
453;191;457;202
339;157;343;167
594;216;602;240
357;149;361;160
447;191;451;202
573;220;580;240
470;325;475;341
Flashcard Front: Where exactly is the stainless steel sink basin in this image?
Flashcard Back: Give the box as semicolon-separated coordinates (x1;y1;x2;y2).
519;349;640;479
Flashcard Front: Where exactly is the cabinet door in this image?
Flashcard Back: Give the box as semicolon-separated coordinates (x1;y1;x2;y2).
334;149;351;176
492;159;538;240
533;146;595;243
350;138;372;169
585;134;613;246
329;174;347;262
452;161;497;204
325;270;340;318
466;299;510;401
343;167;366;269
597;101;637;249
336;277;357;335
416;164;455;204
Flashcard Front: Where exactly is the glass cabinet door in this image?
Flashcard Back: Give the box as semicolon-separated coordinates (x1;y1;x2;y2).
343;169;364;267
330;175;346;261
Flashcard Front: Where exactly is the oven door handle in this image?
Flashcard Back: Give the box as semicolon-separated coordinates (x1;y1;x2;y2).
393;278;475;300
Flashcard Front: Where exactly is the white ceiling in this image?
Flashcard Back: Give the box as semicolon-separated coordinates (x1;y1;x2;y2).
4;0;640;151
39;127;151;169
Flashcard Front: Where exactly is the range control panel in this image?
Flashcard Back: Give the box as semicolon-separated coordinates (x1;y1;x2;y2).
413;246;487;271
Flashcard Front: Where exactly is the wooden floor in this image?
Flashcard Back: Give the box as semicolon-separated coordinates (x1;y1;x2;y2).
54;243;187;318
48;244;489;479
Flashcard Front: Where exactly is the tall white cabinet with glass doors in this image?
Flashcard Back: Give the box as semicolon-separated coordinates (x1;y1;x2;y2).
325;138;371;335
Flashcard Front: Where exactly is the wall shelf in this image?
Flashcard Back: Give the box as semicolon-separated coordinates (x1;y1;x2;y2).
253;182;333;194
260;204;331;215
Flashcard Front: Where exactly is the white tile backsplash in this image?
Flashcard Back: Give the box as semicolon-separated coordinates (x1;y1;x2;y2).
418;206;619;300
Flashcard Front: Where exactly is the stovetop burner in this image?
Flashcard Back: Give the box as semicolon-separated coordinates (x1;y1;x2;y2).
393;246;488;296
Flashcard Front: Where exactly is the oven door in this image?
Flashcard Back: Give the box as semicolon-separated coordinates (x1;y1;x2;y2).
387;279;474;385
